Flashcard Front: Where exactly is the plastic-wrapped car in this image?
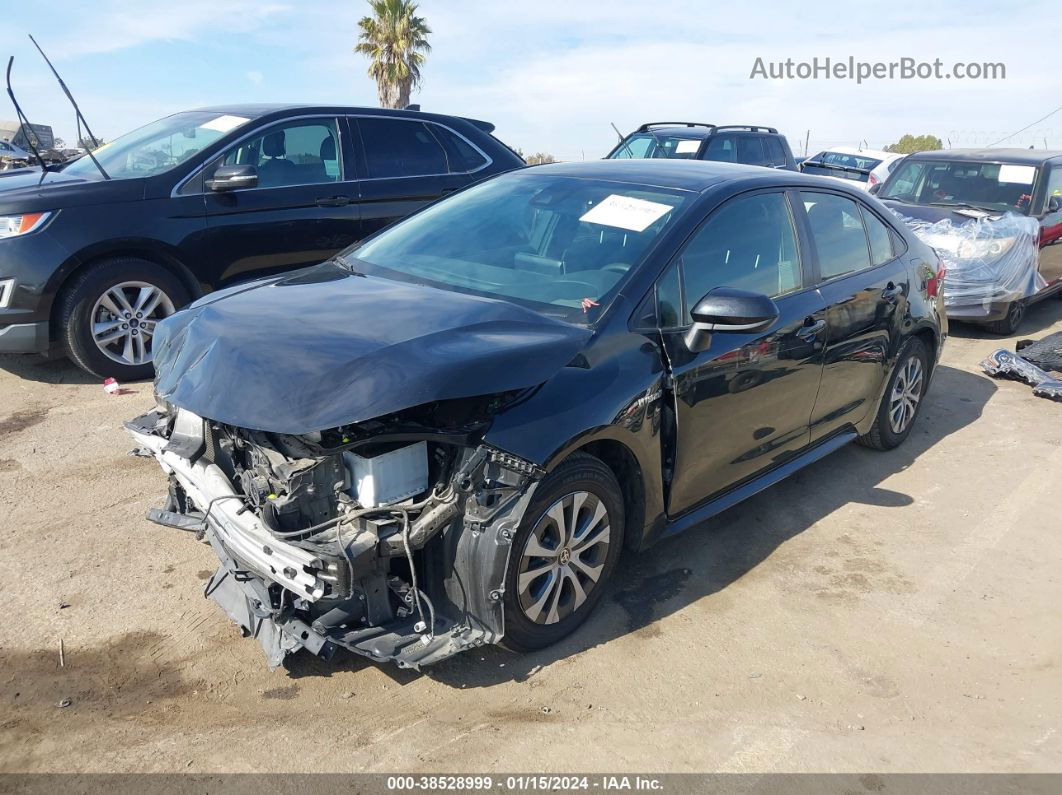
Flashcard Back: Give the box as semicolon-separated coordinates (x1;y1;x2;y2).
876;148;1062;334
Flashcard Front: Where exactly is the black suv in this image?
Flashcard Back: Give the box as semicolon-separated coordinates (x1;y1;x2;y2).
875;149;1062;334
606;123;798;170
0;104;524;378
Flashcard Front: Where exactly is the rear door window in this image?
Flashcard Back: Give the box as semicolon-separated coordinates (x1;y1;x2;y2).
703;134;739;163
357;117;449;179
801;192;872;279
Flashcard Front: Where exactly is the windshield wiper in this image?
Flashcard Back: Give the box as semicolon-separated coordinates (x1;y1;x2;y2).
4;58;51;181
927;200;1001;214
610;122;636;159
29;34;109;180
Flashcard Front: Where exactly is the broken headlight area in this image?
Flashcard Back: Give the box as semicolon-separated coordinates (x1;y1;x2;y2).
125;395;543;671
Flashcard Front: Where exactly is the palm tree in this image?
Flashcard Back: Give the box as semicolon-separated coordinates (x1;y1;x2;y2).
355;0;432;109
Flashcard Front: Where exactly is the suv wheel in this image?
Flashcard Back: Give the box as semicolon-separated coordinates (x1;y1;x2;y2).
502;453;624;652
984;299;1025;335
857;337;929;451
58;257;190;381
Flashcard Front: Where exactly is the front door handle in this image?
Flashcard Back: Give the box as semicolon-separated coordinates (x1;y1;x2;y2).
881;283;904;303
796;318;826;338
316;195;352;207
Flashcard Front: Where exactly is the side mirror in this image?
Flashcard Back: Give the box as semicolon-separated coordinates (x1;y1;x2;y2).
206;164;258;192
868;182;882;195
684;287;779;353
1048;196;1061;214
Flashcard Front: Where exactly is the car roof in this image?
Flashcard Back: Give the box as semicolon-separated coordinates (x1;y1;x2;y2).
630;123;781;140
903;148;1062;165
522;158;868;194
187;103;496;132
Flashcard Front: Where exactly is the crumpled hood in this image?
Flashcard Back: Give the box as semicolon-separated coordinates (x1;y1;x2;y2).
153;262;592;434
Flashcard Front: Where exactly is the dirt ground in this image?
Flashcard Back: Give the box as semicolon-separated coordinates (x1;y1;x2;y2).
1;301;1061;774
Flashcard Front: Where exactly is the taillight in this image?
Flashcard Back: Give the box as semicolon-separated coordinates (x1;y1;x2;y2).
868;173;879;189
927;260;946;298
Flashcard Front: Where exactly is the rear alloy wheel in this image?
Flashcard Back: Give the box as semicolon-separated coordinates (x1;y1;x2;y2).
502;454;624;651
857;337;929;451
984;299;1025;335
58;257;190;381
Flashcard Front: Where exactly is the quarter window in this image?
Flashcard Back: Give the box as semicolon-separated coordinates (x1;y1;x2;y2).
222;119;341;188
861;206;895;266
429;125;488;172
680;192;802;311
801;192;871;279
358;117;449;178
765;137;787;167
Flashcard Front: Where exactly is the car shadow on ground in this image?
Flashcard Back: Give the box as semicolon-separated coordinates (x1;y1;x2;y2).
947;297;1062;340
0;353;107;386
416;363;998;689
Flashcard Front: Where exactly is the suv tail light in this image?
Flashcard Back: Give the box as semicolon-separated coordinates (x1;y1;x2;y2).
867;172;879;189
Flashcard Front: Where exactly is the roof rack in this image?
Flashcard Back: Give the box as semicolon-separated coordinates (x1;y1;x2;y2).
714;125;778;134
637;122;716;132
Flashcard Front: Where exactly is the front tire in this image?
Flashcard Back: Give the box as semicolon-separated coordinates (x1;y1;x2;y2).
58;257;190;381
857;337;929;451
502;453;624;652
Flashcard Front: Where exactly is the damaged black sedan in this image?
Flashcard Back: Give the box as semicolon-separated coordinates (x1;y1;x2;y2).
127;160;945;670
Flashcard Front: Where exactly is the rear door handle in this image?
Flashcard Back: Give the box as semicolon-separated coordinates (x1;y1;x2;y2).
881;283;903;303
796;318;826;338
316;195;352;207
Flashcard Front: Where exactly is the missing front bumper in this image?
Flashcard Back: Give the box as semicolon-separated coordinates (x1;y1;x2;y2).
127;410;541;671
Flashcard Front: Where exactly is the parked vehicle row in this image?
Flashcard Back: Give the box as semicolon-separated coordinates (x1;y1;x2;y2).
7;100;1058;672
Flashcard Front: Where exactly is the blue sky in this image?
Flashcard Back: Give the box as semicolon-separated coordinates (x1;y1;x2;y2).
0;0;1057;159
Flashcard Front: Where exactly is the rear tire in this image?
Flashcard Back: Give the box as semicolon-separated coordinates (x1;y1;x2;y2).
58;257;190;381
501;453;624;652
984;299;1025;335
857;337;929;451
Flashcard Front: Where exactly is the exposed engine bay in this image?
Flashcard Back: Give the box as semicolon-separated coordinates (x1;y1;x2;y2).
126;394;544;670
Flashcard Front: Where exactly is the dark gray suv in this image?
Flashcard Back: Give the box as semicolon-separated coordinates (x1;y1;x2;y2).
606;123;798;170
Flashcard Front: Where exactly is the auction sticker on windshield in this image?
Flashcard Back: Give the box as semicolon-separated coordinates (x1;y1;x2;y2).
580;194;674;232
201;114;251;133
998;164;1035;184
675;139;701;154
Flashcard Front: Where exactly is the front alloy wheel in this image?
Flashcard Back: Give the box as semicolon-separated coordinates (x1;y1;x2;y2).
58;257;191;380
502;453;624;651
517;491;612;625
91;281;176;367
